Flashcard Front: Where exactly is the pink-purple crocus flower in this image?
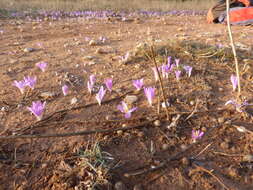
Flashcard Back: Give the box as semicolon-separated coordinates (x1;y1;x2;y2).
192;129;204;143
161;64;169;78
36;61;48;72
175;58;180;67
96;86;106;106
27;101;46;121
13;80;26;94
175;70;181;81
144;87;155;106
225;99;251;112
133;79;144;91
23;76;37;89
117;101;137;119
87;74;96;94
62;84;69;96
105;78;113;92
230;74;238;91
183;66;193;77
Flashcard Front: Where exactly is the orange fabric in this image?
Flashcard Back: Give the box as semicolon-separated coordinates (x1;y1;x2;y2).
230;7;253;22
238;0;250;6
207;8;214;23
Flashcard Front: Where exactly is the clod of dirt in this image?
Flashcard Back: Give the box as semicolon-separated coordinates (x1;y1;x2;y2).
95;48;106;54
89;39;100;46
117;130;123;136
243;154;253;162
23;47;35;52
181;157;190;166
153;120;161;127
39;92;57;99
124;95;138;105
220;142;229;149
162;143;169;151
137;131;144;138
189;100;195;106
83;55;97;60
217;117;225;124
70;97;78;105
114;181;127;190
9;58;18;64
227;167;238;178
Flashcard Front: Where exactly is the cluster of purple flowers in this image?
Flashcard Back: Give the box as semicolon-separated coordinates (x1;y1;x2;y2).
152;57;193;82
13;76;37;94
10;10;205;22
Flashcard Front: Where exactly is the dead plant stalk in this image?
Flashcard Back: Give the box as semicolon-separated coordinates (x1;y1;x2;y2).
226;0;241;96
150;46;169;120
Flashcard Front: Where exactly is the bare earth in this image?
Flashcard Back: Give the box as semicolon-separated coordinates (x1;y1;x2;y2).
0;15;253;190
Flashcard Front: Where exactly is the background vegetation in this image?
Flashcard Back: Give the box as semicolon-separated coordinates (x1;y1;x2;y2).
0;0;216;12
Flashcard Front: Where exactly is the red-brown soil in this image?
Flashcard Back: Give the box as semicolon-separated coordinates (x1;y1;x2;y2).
0;15;253;190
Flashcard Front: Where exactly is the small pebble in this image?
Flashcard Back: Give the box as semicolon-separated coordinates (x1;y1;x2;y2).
162;144;169;151
218;87;223;92
153;120;161;127
161;101;170;108
24;47;35;52
133;184;143;190
95;48;105;54
180;144;187;151
217;117;225;124
137;131;144;138
114;181;127;190
122;124;127;128
117;130;123;136
181;157;189;165
89;39;99;46
189;100;195;106
70;97;78;105
220;142;229;149
124;95;138;105
227;167;238;178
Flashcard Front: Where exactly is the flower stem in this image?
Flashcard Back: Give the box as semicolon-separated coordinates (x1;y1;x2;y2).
226;0;241;97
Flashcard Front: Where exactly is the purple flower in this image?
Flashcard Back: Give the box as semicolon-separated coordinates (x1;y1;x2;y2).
23;76;37;89
144;87;155;106
133;79;144;91
105;78;113;92
152;67;160;82
87;75;96;94
167;56;172;67
27;101;46;121
175;58;180;67
96;86;106;105
175;70;181;81
225;99;251;112
13;80;26;94
117;101;137;119
36;61;48;72
62;84;69;96
230;75;238;91
89;75;96;86
183;66;193;77
87;81;93;94
192;129;204;142
161;64;169;78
